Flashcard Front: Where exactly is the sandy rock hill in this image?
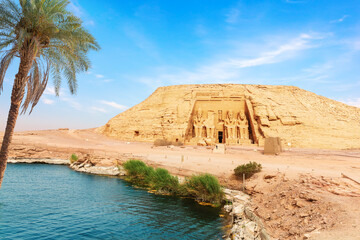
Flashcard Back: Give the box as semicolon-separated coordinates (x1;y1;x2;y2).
98;84;360;150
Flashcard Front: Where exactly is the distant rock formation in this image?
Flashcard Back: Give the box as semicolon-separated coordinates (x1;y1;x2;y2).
98;84;360;149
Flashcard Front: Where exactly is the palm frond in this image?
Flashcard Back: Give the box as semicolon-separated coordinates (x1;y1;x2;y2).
0;49;15;93
0;0;100;113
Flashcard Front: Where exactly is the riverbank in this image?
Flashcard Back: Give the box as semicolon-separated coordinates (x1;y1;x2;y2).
8;158;269;240
4;129;360;239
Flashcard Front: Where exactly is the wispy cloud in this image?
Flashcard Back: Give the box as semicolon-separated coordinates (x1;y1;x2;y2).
91;106;107;113
137;33;325;87
67;1;95;26
62;97;82;110
339;98;360;108
99;100;128;110
353;41;360;51
225;8;240;24
330;15;349;23
95;74;104;79
68;1;83;17
41;98;54;105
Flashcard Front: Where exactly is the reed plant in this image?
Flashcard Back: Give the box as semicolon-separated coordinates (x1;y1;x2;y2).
122;159;224;205
184;174;224;205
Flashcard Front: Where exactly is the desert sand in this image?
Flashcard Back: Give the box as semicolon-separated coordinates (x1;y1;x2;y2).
2;128;360;240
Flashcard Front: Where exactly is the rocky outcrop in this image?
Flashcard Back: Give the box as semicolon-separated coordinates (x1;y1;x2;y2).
98;84;360;150
8;158;69;165
224;189;271;240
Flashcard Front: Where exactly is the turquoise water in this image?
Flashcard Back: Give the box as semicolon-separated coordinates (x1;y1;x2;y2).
0;164;224;240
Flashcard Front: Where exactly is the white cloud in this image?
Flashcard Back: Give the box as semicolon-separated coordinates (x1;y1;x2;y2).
226;8;240;24
68;2;83;17
85;20;95;26
44;86;66;97
99;100;128;110
91;106;107;113
137;33;324;87
353;41;360;51
62;97;82;110
330;15;349;23
44;87;56;96
41;98;54;105
340;98;360;108
95;74;104;79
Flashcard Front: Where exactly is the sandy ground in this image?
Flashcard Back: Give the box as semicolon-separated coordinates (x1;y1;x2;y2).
2;128;360;240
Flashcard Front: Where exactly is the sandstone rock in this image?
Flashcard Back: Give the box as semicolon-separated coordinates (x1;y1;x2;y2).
233;204;245;217
264;137;282;155
98;84;360;149
197;139;206;146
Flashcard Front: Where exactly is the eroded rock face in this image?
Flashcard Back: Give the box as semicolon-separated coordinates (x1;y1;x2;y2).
98;84;360;149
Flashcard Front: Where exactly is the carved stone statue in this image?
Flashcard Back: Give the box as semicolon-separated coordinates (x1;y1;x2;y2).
204;112;215;138
236;112;249;139
225;111;236;139
193;109;204;138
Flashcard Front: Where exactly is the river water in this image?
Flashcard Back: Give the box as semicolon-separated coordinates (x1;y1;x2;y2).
0;164;224;239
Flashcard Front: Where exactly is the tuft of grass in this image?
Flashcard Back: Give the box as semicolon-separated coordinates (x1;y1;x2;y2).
123;159;154;186
148;168;180;194
184;174;224;205
122;160;224;205
70;154;78;164
234;161;262;179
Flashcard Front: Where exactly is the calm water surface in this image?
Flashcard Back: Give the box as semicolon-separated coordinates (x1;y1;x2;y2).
0;164;224;240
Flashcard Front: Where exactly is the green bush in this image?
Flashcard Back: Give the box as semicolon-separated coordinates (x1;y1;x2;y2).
148;168;180;194
234;161;262;178
122;160;224;205
70;154;78;163
184;174;224;205
123;159;155;185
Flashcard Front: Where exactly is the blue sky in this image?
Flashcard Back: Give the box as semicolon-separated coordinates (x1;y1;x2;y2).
1;0;359;131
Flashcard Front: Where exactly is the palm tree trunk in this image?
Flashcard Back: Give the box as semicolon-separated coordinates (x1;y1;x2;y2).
0;54;34;188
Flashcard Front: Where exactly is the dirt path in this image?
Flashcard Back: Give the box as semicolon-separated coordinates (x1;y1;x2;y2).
3;128;360;239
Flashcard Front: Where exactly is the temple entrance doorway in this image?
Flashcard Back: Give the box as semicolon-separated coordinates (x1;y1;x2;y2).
218;131;223;143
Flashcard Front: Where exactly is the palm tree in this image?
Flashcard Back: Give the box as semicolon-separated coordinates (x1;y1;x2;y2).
0;0;100;188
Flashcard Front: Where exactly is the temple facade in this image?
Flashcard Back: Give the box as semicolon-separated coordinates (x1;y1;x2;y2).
187;100;253;145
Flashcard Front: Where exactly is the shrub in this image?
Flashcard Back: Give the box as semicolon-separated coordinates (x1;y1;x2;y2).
123;159;154;185
184;174;224;205
234;161;262;178
70;154;78;163
122;160;224;204
148;168;180;194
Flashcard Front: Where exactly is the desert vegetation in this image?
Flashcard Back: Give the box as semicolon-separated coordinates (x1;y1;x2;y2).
184;173;224;204
234;161;262;179
70;154;79;164
123;159;223;205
